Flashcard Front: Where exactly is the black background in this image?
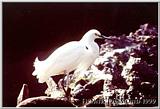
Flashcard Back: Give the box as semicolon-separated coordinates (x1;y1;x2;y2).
3;3;157;106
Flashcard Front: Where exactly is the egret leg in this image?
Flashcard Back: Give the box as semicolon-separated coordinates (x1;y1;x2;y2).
66;71;70;90
57;71;70;94
66;71;72;101
71;70;79;83
58;78;63;90
61;70;71;100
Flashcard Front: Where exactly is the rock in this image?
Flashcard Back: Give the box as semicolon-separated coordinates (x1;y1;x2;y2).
85;94;105;107
17;84;29;105
72;79;104;100
26;23;157;107
16;96;74;107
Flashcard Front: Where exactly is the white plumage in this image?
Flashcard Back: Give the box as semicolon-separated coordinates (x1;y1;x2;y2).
32;29;105;84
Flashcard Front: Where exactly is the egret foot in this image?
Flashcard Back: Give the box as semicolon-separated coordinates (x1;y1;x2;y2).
45;77;65;98
45;77;56;96
59;71;71;101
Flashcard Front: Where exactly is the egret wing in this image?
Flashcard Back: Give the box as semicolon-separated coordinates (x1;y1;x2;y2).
46;41;85;65
35;41;86;83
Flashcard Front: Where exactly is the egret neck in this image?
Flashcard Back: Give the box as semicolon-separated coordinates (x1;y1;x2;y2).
80;33;100;59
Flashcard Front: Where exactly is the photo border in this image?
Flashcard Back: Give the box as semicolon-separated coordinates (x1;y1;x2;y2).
0;0;159;108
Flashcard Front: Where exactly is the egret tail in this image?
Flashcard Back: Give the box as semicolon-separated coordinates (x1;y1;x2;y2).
32;57;41;76
32;57;52;83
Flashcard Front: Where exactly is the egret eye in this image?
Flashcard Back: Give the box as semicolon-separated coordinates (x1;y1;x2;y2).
95;33;101;37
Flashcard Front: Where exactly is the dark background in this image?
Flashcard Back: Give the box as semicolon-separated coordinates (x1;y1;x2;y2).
3;3;158;107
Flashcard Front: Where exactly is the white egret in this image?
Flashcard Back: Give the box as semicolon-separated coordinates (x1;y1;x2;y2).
32;29;107;94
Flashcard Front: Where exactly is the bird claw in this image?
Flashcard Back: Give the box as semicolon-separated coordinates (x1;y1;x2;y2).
45;77;58;96
45;77;67;98
45;87;52;96
45;87;65;98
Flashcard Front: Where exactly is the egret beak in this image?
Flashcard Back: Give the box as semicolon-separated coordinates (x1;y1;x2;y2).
95;33;111;39
100;35;108;39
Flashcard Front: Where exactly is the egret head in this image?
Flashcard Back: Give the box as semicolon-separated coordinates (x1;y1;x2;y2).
81;29;107;42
